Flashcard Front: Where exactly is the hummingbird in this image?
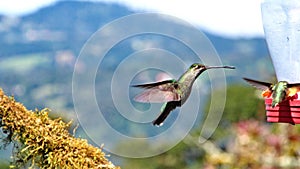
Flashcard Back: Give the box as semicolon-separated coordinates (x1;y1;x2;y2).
243;78;300;107
132;63;235;126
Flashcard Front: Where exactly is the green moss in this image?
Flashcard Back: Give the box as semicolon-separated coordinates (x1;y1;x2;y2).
0;88;119;169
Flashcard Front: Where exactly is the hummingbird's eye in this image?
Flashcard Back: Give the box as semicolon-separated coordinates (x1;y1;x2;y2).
190;63;199;69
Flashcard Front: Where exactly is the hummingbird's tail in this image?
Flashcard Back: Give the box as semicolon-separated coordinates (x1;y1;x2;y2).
152;101;178;126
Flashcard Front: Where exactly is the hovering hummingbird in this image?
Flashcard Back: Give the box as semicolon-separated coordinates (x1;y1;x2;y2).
132;63;235;126
243;78;300;107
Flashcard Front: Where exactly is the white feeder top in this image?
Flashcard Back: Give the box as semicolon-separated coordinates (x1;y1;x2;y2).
261;0;300;83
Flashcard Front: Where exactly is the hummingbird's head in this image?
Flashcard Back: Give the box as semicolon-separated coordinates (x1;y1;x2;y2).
189;63;207;76
189;63;235;77
189;63;206;70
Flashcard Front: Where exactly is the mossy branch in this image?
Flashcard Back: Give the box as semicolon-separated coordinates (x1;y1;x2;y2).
0;88;120;169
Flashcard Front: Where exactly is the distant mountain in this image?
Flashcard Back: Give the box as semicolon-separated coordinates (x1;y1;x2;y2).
0;1;269;58
0;0;274;103
0;0;274;106
0;1;134;56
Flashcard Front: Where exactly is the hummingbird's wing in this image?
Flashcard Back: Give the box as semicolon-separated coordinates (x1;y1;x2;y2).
132;80;181;103
132;80;175;89
286;83;300;97
287;83;300;88
243;78;272;91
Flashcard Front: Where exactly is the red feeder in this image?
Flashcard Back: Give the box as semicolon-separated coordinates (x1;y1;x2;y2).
265;98;300;124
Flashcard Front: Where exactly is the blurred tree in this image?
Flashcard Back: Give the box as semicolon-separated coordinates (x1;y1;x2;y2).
212;84;265;121
0;161;9;168
203;84;265;139
122;140;205;169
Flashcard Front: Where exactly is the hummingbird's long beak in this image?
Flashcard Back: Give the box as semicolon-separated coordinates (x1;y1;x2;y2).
205;65;235;69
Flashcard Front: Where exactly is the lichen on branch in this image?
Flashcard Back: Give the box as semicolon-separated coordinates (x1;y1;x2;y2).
0;88;119;169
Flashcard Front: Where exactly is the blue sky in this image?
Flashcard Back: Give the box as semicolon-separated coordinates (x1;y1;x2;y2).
0;0;264;38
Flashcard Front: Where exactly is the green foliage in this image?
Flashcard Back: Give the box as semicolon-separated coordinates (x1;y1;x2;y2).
0;161;9;168
211;84;264;122
204;84;265;139
122;141;205;169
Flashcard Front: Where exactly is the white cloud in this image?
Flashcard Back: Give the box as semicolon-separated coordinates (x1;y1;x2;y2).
102;0;264;37
0;0;56;16
0;0;264;37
